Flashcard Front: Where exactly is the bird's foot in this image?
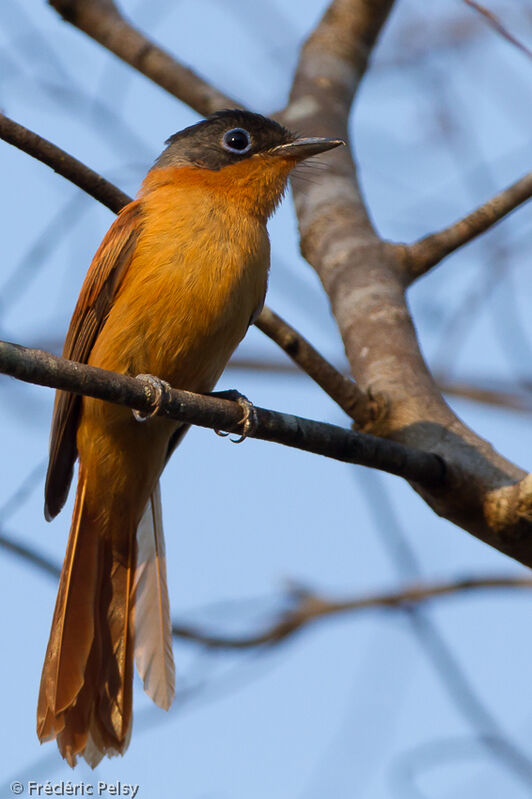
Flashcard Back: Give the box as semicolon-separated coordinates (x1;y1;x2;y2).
133;374;171;422
211;389;257;443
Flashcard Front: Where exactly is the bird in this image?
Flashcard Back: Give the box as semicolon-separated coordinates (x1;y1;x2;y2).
37;109;342;767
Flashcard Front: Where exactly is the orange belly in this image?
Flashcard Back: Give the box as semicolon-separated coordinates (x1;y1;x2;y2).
77;178;270;524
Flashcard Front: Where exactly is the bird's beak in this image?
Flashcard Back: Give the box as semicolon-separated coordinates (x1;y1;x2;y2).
269;137;345;161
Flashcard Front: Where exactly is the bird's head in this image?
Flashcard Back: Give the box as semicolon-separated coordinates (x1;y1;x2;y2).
144;109;344;220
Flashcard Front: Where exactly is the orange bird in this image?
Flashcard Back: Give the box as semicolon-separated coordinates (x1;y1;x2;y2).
37;110;342;766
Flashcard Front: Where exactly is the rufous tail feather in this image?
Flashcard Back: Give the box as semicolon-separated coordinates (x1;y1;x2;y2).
36;468;169;766
132;482;175;710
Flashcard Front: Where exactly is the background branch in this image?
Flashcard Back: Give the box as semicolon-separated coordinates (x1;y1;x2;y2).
171;575;532;649
229;360;532;414
0;113;130;212
0;518;529;651
401;169;532;283
463;0;532;60
49;0;238;114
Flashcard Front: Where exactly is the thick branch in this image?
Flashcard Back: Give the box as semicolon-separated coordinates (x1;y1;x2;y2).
402;170;532;283
48;0;238;115
173;575;532;648
0;340;445;486
279;0;532;565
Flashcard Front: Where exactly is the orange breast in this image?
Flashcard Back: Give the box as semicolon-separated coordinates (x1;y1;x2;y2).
88;174;270;394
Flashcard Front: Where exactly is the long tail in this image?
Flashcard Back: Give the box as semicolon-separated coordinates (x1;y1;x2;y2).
37;469;175;767
132;481;175;710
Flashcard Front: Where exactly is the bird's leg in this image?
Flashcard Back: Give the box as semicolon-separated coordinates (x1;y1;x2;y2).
132;374;171;422
210;389;257;443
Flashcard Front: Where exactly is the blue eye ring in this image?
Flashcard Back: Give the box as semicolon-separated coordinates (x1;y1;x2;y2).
222;128;252;154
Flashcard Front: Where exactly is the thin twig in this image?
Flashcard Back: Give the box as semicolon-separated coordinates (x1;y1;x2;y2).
463;0;532;60
436;375;532;413
0;529;60;579
229;357;532;415
0;113;130;213
48;0;238;115
0;339;445;486
402;170;532;282
0;519;528;652
172;575;532;648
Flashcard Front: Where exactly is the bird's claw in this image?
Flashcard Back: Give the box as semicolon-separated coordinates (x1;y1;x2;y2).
132;374;171;422
230;396;257;443
212;390;257;443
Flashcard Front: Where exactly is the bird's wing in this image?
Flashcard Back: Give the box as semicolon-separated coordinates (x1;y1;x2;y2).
45;200;143;520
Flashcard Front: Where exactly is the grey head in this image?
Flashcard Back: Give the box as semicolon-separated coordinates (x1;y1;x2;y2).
155;109;344;171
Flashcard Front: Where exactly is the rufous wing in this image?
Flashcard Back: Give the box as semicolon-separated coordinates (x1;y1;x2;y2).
44;201;143;521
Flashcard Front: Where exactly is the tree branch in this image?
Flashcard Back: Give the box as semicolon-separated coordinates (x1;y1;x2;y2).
1;520;529;651
0;340;445;487
0;528;61;580
172;575;532;649
48;0;238;115
401;170;532;283
0;113;130;213
463;0;532;60
277;0;532;566
435;375;532;413
255;306;369;423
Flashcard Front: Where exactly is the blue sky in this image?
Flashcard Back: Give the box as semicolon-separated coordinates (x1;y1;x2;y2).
1;0;532;796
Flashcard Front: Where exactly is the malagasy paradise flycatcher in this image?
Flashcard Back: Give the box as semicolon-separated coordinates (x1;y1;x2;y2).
37;110;343;766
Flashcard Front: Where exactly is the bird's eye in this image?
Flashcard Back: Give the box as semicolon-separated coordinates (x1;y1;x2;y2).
222;128;252;154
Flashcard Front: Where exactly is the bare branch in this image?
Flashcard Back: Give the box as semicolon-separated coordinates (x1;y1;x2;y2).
1;519;529;651
172;575;532;648
463;0;532;60
0;529;61;579
255;306;369;423
0;340;445;487
436;376;532;414
401;170;532;283
48;0;238;115
0;113;130;213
